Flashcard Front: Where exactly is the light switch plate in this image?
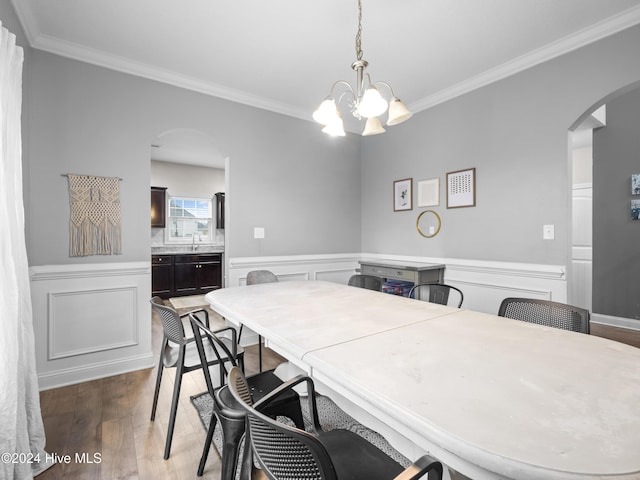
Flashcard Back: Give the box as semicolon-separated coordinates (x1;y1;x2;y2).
254;227;265;239
543;224;554;240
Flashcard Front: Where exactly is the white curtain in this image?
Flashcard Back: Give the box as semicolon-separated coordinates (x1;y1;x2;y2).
0;22;50;479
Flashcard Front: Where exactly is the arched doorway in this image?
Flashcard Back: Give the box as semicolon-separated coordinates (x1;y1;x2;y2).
568;81;640;344
149;128;230;294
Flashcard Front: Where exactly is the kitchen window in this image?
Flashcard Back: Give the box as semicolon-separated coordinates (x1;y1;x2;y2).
167;196;213;243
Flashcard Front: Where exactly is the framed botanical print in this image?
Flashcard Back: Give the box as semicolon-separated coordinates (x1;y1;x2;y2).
393;178;413;211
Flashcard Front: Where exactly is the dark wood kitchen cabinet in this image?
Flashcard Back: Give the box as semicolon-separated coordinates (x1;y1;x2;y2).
151;186;167;228
151;252;222;298
215;192;225;229
151;255;173;296
173;253;222;295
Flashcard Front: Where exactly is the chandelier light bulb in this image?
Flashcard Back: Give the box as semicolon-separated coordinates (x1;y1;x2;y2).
313;98;338;125
321;113;346;136
387;97;413;126
362;116;386;136
358;86;388;118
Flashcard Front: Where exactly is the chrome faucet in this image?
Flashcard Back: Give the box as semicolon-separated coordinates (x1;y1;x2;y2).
192;232;201;251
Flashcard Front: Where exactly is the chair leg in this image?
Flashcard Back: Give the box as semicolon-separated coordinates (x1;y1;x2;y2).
150;345;165;421
239;427;253;480
163;350;185;460
197;411;219;476
218;412;246;480
238;352;245;374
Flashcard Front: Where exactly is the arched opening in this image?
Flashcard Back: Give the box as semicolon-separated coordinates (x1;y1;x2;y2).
569;80;640;345
149;128;230;299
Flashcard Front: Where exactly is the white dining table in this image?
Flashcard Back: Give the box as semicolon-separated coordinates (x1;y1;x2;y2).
206;280;640;480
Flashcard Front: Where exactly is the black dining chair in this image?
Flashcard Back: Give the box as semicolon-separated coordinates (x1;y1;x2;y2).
348;273;383;291
228;366;444;480
409;283;464;308
498;297;590;333
149;296;244;459
189;314;305;479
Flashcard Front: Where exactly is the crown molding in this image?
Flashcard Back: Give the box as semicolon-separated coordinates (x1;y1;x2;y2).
9;0;38;45
11;2;640;120
410;4;640;113
30;33;312;122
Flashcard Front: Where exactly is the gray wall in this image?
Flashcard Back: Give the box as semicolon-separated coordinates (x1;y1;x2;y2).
150;161;225;199
361;26;640;268
25;50;362;266
593;86;640;320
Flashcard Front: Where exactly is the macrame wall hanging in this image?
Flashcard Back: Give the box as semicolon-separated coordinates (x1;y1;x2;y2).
66;174;122;256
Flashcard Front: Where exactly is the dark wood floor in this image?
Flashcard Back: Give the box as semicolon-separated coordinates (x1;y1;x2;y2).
37;304;284;480
591;322;640;348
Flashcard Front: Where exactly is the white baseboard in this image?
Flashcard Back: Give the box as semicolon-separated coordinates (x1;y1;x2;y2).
592;313;640;331
37;353;155;391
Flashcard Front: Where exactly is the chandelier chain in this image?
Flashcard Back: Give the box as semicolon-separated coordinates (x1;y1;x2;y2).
355;0;363;60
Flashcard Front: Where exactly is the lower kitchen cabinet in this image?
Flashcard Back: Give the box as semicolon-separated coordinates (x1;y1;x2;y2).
151;255;173;296
152;253;222;298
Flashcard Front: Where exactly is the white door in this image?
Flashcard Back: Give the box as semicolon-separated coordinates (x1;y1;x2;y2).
571;183;592;311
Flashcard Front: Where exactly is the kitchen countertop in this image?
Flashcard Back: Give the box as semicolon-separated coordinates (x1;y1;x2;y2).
151;245;224;254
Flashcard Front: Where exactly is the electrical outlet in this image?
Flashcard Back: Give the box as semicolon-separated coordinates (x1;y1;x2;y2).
254;227;265;239
543;224;554;240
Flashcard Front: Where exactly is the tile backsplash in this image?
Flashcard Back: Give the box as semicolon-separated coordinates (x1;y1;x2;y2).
151;227;224;248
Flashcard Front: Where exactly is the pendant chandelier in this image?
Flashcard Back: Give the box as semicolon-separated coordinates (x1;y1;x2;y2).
313;0;412;136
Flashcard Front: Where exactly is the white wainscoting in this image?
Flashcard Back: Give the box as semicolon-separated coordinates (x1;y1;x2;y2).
30;262;154;390
225;253;566;345
228;253;361;287
441;257;566;314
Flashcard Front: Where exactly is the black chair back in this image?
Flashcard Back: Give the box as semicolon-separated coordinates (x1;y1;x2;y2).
348;274;383;291
229;367;338;480
498;297;590;333
151;296;187;344
409;284;464;308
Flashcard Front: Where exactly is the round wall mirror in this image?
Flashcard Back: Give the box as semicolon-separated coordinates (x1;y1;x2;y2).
416;210;441;238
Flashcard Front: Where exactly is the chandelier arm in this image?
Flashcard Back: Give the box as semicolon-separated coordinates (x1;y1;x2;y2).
336;90;356;107
328;80;355;99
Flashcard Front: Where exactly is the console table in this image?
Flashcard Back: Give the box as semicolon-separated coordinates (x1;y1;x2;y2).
359;259;445;284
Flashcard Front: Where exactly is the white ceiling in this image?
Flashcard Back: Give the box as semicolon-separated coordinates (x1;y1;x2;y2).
11;0;640;159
